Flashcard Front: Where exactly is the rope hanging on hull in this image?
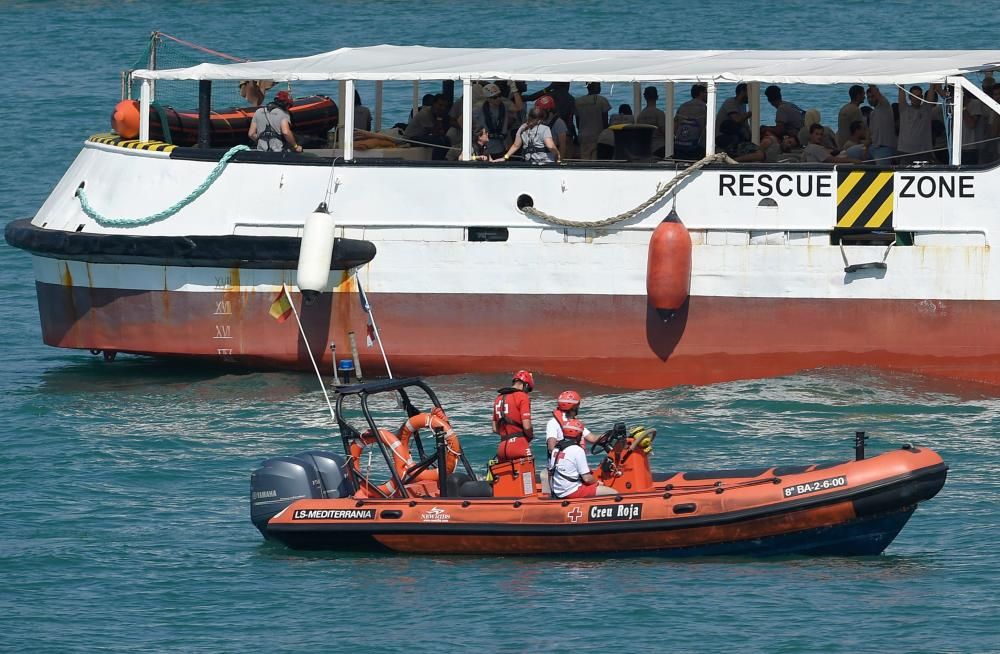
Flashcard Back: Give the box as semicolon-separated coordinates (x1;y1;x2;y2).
520;152;735;228
75;144;250;227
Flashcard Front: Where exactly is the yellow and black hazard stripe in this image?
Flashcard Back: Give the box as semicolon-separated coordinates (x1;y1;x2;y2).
836;170;893;230
87;134;176;153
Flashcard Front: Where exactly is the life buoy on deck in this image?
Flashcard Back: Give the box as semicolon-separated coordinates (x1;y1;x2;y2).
646;209;692;321
349;428;410;497
398;411;462;482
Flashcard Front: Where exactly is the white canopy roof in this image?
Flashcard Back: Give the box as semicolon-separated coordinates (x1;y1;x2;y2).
133;45;1000;85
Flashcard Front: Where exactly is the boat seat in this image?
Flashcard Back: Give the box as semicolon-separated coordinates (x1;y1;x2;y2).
458;480;493;498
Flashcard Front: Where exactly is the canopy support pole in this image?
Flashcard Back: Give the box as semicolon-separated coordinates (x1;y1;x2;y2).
344;80;356;160
749;82;761;145
337;81;347;148
664;82;674;158
412;81;420;117
197;80;212;149
374;80;383;131
705;81;717;158
139;79;151;142
461;78;472;161
632;83;641;118
951;75;1000;165
951;79;964;166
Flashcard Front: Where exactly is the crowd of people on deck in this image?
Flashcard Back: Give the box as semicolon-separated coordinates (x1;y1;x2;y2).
243;75;1000;165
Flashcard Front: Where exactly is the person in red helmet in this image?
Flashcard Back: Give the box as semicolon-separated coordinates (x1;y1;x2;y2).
248;90;303;153
534;95;569;158
546;390;599;453
492;370;535;461
548;418;616;498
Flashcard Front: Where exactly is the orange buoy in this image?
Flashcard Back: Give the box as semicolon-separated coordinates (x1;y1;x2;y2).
111;100;140;139
646;209;692;321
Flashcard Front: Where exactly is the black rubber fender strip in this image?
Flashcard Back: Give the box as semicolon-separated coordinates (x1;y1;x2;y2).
4;218;376;270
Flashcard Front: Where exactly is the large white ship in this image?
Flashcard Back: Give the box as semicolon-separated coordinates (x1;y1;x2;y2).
7;46;1000;389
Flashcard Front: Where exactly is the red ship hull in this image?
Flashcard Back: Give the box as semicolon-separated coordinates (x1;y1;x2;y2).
35;281;1000;389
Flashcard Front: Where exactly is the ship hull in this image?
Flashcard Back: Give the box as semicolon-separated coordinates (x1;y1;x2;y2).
34;275;1000;388
13;142;1000;389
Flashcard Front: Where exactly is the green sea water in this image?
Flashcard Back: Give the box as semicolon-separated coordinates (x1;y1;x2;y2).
2;1;999;652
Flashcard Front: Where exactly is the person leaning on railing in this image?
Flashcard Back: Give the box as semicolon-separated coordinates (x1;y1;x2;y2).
247;90;302;153
500;107;561;164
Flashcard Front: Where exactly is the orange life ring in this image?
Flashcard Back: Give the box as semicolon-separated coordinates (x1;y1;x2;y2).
349;428;410;497
398;411;462;482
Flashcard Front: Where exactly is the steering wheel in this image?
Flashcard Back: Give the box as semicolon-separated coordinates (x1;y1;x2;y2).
590;429;612;455
591;428;627;455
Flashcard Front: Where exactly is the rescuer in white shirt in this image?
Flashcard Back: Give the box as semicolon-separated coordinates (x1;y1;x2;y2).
548;419;617;499
545;390;600;453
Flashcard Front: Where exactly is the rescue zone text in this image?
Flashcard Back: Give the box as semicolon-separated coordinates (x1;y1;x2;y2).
719;173;976;198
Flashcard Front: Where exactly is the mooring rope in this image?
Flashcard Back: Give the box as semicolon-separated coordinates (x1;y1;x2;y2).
520;152;736;228
75;144;250;227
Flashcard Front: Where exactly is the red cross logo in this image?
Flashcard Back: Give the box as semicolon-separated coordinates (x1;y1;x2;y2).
567;507;583;523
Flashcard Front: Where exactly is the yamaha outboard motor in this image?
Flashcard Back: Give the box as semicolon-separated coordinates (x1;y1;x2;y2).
250;450;353;536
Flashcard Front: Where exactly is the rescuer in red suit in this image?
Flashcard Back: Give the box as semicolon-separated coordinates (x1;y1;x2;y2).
492;370;535;461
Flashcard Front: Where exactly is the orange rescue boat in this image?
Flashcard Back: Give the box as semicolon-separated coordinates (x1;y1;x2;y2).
250;378;947;556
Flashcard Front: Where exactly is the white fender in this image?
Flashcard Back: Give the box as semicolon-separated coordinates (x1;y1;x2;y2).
296;203;336;295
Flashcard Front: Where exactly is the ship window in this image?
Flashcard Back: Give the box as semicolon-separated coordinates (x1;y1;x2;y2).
831;230;906;246
468;227;508;242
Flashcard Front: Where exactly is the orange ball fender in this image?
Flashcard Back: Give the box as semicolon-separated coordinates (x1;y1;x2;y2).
111;100;140;139
646;209;692;321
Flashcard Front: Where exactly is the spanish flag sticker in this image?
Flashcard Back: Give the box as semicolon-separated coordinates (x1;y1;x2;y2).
268;286;293;323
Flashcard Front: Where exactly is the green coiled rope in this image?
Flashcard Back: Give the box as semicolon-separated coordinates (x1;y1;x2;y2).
75;144;250;227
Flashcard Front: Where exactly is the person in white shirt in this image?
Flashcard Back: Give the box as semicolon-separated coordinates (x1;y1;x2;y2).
548;419;617;499
574;83;611;160
545;390;601;453
896;85;933;164
637;86;667;156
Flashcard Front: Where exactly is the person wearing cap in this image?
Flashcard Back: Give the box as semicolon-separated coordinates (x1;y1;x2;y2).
546;390;599;453
548;418;617;499
248;90;303;153
471;83;522;158
492;370;536;461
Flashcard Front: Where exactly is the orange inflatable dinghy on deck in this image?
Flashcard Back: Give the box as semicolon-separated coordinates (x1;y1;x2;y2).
250;378;947;557
110;96;338;146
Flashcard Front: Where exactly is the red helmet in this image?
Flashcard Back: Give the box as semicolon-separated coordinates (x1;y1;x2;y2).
557;390;581;411
274;90;294;107
534;95;556;111
562;419;585;440
512;370;535;392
